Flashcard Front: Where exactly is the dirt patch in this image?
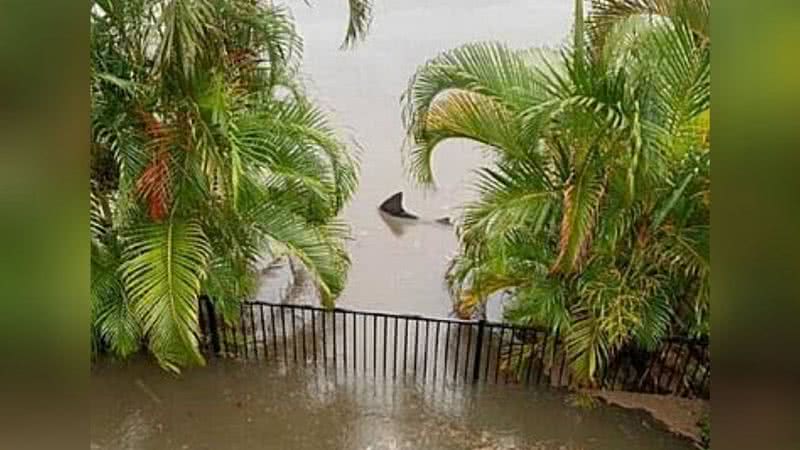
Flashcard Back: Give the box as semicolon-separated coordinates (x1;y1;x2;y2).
588;390;709;445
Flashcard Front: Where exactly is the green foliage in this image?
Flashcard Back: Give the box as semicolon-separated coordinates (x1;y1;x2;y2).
90;0;360;371
402;0;710;383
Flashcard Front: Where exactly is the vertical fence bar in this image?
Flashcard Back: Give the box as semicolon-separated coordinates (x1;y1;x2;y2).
472;320;486;382
342;311;347;373
484;325;493;381
198;299;208;353
300;309;307;363
433;321;441;383
383;316;388;377
221;310;230;355
504;327;513;384
549;332;560;386
558;347;568;387
453;323;462;382
230;313;240;356
403;318;409;376
413;320;420;378
259;305;268;360
363;313;368;374
333;311;338;371
249;305;258;359
217;311;226;355
280;307;288;364
422;320;430;382
536;332;549;385
269;305;278;358
393;317;398;379
311;309;317;368
443;322;451;378
372;315;377;377
291;308;298;363
524;332;536;385
463;324;473;382
495;327;504;383
352;312;357;374
239;308;249;358
203;298;221;355
322;310;328;373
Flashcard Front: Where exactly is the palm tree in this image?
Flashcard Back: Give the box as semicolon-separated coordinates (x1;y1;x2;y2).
402;0;709;382
90;0;365;372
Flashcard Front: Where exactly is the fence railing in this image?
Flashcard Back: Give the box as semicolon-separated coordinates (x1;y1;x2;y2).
198;298;710;399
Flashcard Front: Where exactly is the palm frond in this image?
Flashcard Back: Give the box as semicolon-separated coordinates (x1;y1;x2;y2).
156;0;222;85
566;306;612;382
405;91;530;186
247;201;350;306
589;0;711;51
92;240;141;358
403;41;545;123
552;162;605;274
120;219;211;372
341;0;373;49
463;159;557;241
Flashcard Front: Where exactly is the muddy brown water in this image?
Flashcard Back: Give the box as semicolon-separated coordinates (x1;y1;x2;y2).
91;2;694;449
91;357;692;450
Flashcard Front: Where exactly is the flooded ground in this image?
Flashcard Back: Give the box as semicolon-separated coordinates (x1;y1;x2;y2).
91;358;692;450
91;2;695;449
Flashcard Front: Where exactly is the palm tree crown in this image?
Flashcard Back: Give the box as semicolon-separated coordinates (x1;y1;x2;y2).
402;0;710;382
91;0;364;371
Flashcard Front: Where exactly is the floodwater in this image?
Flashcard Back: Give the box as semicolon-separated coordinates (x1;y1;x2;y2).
292;0;573;318
91;1;693;449
91;357;691;450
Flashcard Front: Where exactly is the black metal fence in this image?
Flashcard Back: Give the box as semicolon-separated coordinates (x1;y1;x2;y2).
198;299;710;399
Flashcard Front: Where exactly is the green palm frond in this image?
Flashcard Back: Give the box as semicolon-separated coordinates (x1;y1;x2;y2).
589;0;711;51
120;220;211;372
248;201;350;306
644;22;710;157
403;42;545;131
405;92;527;186
552;162;605;274
566;306;612;382
463;160;557;241
156;0;222;85
504;280;572;332
234;99;358;214
401;42;552;186
92;240;141;358
341;0;373;49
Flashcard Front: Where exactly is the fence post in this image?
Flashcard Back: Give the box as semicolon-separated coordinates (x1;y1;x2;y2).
202;296;221;355
472;319;486;382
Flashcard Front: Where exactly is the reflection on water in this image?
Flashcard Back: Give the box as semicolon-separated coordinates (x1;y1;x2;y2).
91;358;692;450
